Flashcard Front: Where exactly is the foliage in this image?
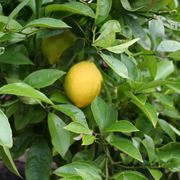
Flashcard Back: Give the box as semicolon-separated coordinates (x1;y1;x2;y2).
0;0;179;179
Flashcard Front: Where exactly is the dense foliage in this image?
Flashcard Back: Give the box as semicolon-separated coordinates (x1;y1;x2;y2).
0;0;179;179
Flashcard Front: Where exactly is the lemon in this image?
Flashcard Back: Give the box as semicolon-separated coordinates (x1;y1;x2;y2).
64;61;103;108
42;31;75;64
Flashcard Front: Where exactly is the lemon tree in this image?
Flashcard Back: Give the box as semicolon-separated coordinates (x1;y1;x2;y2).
0;1;179;180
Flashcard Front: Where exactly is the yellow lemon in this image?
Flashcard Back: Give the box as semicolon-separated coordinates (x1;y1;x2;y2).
64;61;103;108
42;31;75;64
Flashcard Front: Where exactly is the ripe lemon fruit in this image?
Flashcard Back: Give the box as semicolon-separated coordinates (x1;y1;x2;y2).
42;31;75;64
64;61;103;108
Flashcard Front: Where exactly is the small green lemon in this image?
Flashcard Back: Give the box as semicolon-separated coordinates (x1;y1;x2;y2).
42;31;75;64
64;61;103;108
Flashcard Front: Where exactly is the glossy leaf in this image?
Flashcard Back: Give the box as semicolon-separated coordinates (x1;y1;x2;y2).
26;17;70;29
157;142;180;172
9;0;30;20
64;122;92;134
125;16;151;50
105;38;139;54
155;60;174;80
128;92;158;127
0;50;33;65
159;119;176;141
25;138;52;180
0;82;53;105
54;161;102;178
148;169;162;180
91;97;117;132
157;40;180;52
114;170;147;180
46;2;95;18
120;0;143;11
149;19;165;38
50;91;70;104
105;120;139;133
167;50;180;61
100;53;129;79
0;109;12;148
24;69;65;88
157;142;180;160
75;168;102;180
0;146;20;177
0;15;22;31
53;104;88;127
15;106;46;130
93;20;120;48
142;135;156;162
11;130;35;159
82;134;95;146
95;0;112;25
166;82;180;94
107;135;143;162
48;113;71;158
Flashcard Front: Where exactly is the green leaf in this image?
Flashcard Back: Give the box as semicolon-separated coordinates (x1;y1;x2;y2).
168;50;180;61
0;32;26;44
0;50;33;65
15;106;46;130
155;60;174;80
0;109;12;148
144;55;157;79
157;143;180;161
53;104;88;127
8;0;30;20
157;142;180;172
158;119;176;141
114;170;147;180
54;161;102;179
25;17;70;29
107;135;143;162
125;16;151;50
121;54;139;81
82;134;95;146
0;15;22;31
148;169;162;180
24;69;65;88
166;82;180;94
11;130;35;159
95;0;112;25
50;91;70;104
105;38;139;54
0;82;53;105
45;2;95;18
159;16;180;31
0;146;20;177
120;0;143;11
135;80;167;93
100;53;129;79
128;92;158;127
157;40;180;52
169;124;180;136
25;138;52;180
75;168;102;180
149;19;165;38
105;120;139;133
64;122;92;134
91;97;117;132
60;177;83;180
48;113;71;158
142;135;156;162
93;20;120;48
